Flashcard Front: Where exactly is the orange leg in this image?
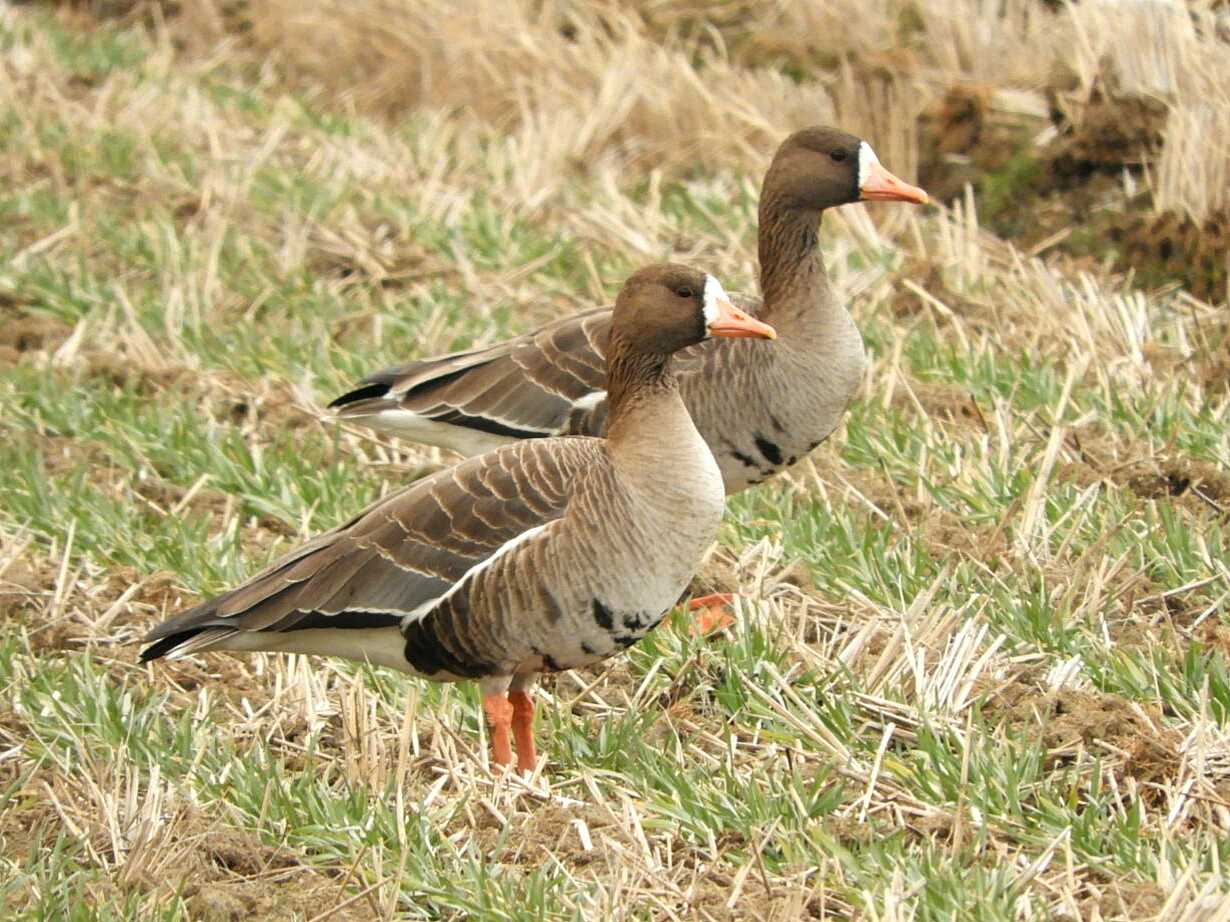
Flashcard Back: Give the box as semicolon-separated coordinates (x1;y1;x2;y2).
508;690;538;774
482;693;515;770
685;592;737;635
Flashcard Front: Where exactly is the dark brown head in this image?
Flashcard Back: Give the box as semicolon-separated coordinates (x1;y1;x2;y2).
610;264;776;359
763;126;929;214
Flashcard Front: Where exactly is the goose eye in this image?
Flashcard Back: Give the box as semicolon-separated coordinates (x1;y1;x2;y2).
675;286;694;299
830;149;848;162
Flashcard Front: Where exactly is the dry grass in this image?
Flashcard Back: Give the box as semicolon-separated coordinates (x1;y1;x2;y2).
225;0;1230;221
2;1;1229;920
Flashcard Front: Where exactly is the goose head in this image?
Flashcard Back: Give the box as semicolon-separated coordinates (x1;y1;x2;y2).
611;264;776;357
764;126;929;212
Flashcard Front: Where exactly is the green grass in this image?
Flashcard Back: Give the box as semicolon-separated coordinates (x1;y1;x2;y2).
1;8;1228;922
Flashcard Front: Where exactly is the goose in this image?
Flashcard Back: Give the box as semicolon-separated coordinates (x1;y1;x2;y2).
140;265;777;774
329;126;927;630
329;126;927;495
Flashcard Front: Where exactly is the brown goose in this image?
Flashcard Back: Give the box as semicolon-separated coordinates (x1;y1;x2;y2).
141;265;776;774
329;127;927;498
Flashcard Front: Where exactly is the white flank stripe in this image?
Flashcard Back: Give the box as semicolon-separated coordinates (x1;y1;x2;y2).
402;522;552;627
357;408;526;457
857;141;881;191
573;391;607;412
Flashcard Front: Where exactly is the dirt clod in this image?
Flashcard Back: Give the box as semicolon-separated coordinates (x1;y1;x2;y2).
892;379;985;430
1108;208;1230;303
202;829;298;876
0;316;72;358
1002;689;1182;791
917;84;1031;206
1045;75;1167;187
1090;879;1168;920
187;886;247;922
1128;458;1230;509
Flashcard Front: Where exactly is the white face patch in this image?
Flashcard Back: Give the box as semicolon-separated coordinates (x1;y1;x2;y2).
702;275;730;328
857;141;881;191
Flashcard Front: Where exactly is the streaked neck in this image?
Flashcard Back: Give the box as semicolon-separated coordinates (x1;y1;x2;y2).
757;196;828;317
604;346;673;428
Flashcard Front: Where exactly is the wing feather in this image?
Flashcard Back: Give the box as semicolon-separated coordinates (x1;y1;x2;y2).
141;438;603;668
329;309;613;443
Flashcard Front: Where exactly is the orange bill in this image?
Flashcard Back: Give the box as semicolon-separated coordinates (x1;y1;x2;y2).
708;295;777;340
859;159;929;204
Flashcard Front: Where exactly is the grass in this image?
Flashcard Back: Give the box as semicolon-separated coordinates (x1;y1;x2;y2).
2;3;1229;920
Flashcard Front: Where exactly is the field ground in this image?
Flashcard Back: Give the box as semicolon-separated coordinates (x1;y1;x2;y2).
2;1;1229;919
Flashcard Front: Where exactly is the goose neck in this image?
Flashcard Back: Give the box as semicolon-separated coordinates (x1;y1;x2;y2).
603;345;676;441
757;196;827;311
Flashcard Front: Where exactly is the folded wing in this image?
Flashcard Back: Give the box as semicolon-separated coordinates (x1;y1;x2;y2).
329;308;614;446
141;438;602;671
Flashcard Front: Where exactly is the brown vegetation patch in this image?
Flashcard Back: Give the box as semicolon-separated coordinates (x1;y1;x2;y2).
1108;619;1173;654
0;315;73;363
1127;458;1229;512
199;375;318;434
561;654;643;712
683;556;744;601
1085;878;1168;922
1103;543;1215;625
886;258;996;331
917;84;1033;206
1043;68;1167;189
1197;336;1230;393
0;786;62;876
83;354;195;396
916;64;1218;303
1;548;184;655
929;85;990;158
1193;621;1230;661
226;0;814;174
106;564;188;618
21;618;90;655
809;455;1008;566
891;379;986;432
0;552;95;653
0;751;363;920
1056;447;1230;518
197;825;300;877
913;70;1171;264
143;648;276;714
178;873;368;922
919;510;1009;568
137;811;368;922
971;661;1049;715
130;477;231;520
1107;208;1230;303
12;428;113;477
471;801;617;869
18;0;160;25
0;555;57;621
0;704;31;789
809;456;923;523
1001;688;1182;793
304;225;449;294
